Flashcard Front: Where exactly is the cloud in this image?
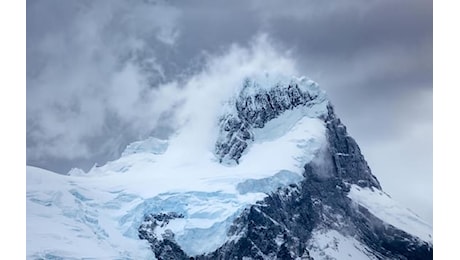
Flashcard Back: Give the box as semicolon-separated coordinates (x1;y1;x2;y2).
362;103;432;222
27;0;180;162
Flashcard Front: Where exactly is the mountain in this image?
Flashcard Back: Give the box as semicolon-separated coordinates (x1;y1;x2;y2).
26;74;432;259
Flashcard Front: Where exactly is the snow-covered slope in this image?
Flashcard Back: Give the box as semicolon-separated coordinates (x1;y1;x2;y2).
348;184;433;243
307;229;378;260
26;74;432;260
26;166;154;259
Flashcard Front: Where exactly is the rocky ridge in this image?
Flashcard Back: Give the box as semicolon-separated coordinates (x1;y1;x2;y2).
215;76;326;164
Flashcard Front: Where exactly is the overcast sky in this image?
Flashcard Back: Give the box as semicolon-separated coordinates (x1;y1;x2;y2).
26;0;432;223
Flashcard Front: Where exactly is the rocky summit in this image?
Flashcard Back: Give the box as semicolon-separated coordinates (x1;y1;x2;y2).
215;77;327;165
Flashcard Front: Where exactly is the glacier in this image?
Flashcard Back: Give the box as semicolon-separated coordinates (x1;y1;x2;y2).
26;73;432;259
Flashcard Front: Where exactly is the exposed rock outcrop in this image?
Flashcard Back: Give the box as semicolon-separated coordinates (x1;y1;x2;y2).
215;77;326;164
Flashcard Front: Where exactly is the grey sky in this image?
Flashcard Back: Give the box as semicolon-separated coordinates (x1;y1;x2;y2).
27;0;432;223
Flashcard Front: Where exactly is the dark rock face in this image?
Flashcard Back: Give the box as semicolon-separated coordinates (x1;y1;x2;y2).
138;80;432;259
324;104;381;189
215;79;324;164
195;184;316;260
138;212;189;260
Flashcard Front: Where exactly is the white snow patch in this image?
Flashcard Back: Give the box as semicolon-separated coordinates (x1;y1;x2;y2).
244;115;326;172
67;167;86;176
236;170;302;195
307;229;378;260
347;184;432;243
122;137;168;157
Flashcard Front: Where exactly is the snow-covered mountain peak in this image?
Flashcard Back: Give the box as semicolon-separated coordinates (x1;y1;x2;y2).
237;73;321;98
215;73;328;165
27;72;432;259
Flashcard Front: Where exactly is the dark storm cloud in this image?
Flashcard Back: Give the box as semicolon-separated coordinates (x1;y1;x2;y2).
263;0;432;56
27;0;432;222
